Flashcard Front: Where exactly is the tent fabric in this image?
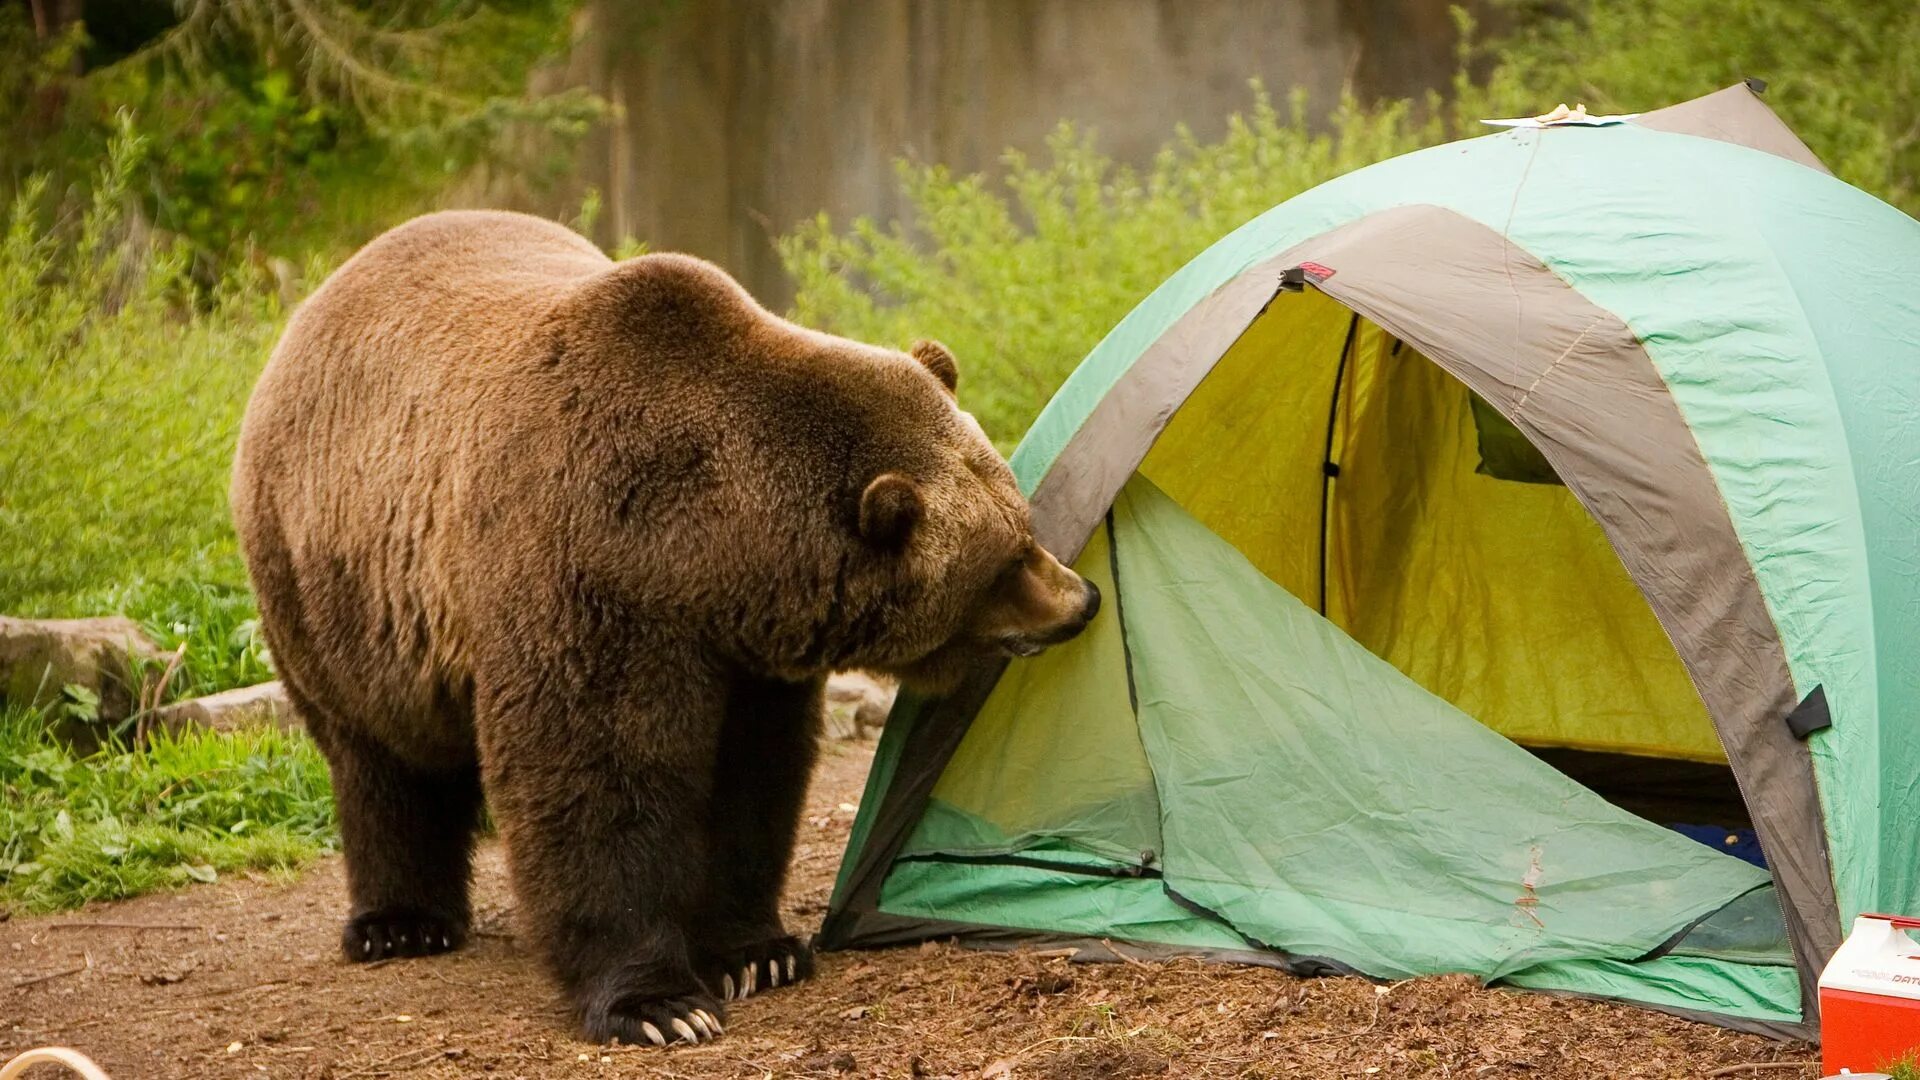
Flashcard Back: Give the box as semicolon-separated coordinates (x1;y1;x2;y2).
826;84;1920;1039
1669;887;1794;966
1630;81;1830;174
1113;477;1769;979
905;521;1161;866
1468;391;1562;484
1503;954;1804;1033
1739;185;1920;943
1005;97;1920;941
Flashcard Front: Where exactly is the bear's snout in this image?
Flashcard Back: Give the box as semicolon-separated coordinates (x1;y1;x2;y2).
999;574;1100;657
1076;577;1102;624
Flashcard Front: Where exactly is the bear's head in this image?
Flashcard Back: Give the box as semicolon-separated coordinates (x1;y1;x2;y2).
836;340;1100;693
553;254;1096;690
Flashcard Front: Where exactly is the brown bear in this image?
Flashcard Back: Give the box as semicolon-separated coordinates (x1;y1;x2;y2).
230;210;1098;1047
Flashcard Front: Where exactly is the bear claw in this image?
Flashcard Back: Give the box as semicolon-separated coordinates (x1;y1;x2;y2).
341;908;466;963
586;993;725;1047
702;936;814;1002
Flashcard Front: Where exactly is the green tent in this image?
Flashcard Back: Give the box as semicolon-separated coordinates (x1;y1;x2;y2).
823;83;1920;1039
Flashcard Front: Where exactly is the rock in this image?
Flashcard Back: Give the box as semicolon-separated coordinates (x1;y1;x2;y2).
145;680;295;739
823;671;897;741
0;615;162;736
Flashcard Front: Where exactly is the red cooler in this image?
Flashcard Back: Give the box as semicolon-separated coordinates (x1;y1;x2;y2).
1820;913;1920;1075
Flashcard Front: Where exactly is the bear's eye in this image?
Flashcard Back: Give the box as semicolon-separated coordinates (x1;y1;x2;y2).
993;547;1031;588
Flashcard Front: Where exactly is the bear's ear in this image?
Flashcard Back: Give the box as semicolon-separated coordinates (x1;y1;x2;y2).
859;473;921;549
910;340;959;395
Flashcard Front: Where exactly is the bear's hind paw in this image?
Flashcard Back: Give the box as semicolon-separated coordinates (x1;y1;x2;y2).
341;908;466;962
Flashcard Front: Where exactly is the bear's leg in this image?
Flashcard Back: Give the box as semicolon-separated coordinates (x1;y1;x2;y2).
298;701;483;963
697;674;822;1001
480;681;726;1046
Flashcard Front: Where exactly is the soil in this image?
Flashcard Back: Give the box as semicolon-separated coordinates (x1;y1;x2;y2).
2;739;1819;1079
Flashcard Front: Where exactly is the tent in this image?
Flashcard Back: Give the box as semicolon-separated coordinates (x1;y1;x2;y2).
822;83;1920;1039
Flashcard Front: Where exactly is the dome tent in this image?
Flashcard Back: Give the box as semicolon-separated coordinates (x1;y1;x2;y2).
822;83;1920;1039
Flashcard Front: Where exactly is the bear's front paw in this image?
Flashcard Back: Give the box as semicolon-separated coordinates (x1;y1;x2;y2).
341;907;466;962
702;936;815;1001
583;991;725;1047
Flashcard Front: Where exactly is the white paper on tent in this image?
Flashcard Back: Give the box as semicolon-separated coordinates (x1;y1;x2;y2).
1483;102;1640;128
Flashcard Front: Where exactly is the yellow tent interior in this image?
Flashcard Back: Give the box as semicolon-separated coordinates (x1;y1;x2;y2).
1141;288;1721;763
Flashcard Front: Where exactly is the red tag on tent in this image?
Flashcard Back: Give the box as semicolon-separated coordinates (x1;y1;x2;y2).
1298;261;1337;281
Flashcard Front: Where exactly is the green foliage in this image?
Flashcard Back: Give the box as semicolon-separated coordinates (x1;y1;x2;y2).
780;89;1449;446
1;118;276;695
127;67;351;266
2;0;603;276
0;702;335;914
572;187;648;259
0;127;311;905
0;13;89;184
58;685;102;729
120;582;276;703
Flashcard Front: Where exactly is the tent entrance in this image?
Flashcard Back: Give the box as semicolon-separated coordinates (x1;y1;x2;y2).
1137;285;1786;855
1140;287;1728;766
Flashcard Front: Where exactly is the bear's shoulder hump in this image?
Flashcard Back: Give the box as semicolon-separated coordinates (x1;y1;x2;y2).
561;253;771;341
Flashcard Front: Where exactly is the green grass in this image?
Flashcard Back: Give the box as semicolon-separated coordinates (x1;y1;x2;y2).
114;581;276;704
1887;1055;1918;1080
0;701;335;915
0;122;322;915
2;120;283;698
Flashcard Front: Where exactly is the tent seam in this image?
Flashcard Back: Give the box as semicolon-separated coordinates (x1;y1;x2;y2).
1513;314;1607;415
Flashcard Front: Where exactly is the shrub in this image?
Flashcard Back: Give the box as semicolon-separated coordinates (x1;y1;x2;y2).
1;0;602;280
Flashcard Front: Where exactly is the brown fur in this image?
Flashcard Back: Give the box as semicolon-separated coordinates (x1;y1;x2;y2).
230;210;1097;1045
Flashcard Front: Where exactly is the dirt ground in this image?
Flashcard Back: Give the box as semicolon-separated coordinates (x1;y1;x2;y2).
3;739;1819;1079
